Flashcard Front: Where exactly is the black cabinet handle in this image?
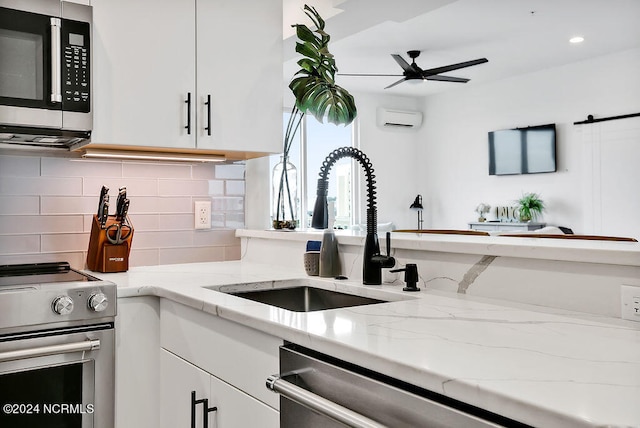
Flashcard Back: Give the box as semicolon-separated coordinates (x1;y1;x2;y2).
204;94;212;136
185;92;192;135
190;390;217;428
202;398;218;428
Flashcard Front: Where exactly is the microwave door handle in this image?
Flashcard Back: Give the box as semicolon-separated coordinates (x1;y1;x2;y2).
50;18;62;103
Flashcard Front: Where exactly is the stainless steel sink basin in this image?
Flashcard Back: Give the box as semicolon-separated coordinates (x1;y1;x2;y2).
207;279;408;312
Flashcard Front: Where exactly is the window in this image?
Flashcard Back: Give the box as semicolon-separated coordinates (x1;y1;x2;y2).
270;111;355;229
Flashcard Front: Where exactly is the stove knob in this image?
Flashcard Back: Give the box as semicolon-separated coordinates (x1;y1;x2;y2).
88;292;109;312
52;296;74;315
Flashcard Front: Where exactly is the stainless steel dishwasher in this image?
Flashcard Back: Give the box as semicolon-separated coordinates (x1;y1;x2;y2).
267;344;532;428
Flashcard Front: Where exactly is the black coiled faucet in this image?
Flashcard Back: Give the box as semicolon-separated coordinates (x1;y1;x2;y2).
311;147;395;284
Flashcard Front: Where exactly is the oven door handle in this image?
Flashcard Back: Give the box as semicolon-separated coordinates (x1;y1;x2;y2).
0;339;100;363
266;374;387;428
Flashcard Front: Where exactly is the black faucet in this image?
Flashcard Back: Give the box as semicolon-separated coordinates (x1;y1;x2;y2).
311;147;395;285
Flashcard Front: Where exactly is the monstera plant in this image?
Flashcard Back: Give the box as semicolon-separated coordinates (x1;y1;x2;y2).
273;4;357;229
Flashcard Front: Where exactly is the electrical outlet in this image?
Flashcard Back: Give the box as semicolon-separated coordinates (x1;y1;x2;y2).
194;201;211;230
621;285;640;322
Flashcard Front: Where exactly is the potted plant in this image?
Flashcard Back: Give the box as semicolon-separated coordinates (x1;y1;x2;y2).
516;192;545;222
273;5;357;230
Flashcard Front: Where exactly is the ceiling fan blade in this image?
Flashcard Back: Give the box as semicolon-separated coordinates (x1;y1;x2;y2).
384;77;408;89
391;54;413;72
422;58;488;76
425;75;470;83
338;73;404;77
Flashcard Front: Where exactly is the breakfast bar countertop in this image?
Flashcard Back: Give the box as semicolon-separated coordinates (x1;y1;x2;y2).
95;261;640;428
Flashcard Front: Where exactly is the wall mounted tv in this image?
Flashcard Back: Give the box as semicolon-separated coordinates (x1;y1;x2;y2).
488;123;557;175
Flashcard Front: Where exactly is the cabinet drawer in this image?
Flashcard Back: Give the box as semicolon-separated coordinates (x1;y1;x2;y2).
160;299;281;409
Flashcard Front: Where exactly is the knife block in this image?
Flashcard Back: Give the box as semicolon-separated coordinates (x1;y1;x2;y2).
86;215;134;273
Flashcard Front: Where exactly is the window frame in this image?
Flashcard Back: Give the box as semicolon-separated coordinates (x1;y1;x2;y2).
273;109;360;229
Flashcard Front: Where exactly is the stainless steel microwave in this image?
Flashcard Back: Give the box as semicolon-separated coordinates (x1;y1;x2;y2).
0;0;92;149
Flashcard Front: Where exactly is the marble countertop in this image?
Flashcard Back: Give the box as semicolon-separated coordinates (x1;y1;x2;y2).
237;229;640;266
95;261;640;428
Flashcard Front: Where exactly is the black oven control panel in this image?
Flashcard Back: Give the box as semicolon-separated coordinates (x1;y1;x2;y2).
61;19;90;113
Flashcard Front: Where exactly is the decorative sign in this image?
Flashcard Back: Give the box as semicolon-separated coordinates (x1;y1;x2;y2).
496;206;518;222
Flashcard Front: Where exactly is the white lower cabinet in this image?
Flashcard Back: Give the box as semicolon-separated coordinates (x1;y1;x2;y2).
160;349;278;428
159;299;282;427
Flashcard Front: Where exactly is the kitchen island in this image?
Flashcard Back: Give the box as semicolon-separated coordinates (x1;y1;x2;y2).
96;260;640;428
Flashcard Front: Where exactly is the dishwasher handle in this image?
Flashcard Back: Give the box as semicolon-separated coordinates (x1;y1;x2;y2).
266;374;387;428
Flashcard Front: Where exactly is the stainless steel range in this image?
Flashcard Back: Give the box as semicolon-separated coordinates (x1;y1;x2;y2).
0;262;116;428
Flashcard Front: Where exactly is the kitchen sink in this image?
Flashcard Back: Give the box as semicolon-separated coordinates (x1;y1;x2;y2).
207;279;408;312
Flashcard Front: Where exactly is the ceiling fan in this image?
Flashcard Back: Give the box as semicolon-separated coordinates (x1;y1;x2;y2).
339;50;488;89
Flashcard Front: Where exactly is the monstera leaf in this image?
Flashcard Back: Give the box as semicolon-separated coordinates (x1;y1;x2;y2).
274;5;357;229
288;5;357;126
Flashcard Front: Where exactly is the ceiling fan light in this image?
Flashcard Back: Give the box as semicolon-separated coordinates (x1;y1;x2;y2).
406;79;424;85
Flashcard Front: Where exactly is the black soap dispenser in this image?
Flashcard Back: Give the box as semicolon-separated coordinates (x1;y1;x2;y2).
390;264;420;291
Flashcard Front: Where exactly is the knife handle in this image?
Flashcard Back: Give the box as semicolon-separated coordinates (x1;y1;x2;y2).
100;201;109;228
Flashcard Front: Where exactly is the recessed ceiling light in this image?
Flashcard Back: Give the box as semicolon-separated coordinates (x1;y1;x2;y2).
569;36;584;44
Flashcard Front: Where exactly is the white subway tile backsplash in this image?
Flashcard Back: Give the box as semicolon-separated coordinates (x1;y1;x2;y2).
129;248;160;267
132;197;192;214
0;154;245;269
0;215;84;234
211;213;225;228
192;163;217;180
83;178;159;197
193;229;238;247
0;177;82;196
208;180;225;196
0;235;40;255
159;246;225;265
123;161;191;179
42;158;122;177
41;233;90;253
212;197;243;212
0;196;40;215
224;245;241;261
215;164;245;180
133;230;194;249
41;196;96;214
0;155;40;177
159;179;209;196
128;214;160;232
158;214;194;231
225;180;245;196
0;252;85;267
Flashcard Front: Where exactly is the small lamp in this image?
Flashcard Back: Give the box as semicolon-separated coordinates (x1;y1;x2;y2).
410;195;424;230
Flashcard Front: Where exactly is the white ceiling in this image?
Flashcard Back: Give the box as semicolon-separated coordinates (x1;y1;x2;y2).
283;0;640;97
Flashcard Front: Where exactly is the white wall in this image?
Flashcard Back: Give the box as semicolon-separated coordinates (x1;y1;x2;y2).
353;92;423;230
245;92;424;231
418;48;640;236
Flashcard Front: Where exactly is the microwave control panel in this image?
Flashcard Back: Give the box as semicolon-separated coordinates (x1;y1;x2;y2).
61;19;90;113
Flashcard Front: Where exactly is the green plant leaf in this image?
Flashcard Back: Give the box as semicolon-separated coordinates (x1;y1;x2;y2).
295;24;319;46
287;5;357;130
295;42;318;60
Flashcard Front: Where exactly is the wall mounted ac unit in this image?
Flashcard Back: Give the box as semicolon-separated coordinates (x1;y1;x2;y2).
376;107;423;129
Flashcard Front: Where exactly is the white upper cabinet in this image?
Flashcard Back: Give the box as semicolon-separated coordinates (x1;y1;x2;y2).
195;0;282;154
91;0;282;157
